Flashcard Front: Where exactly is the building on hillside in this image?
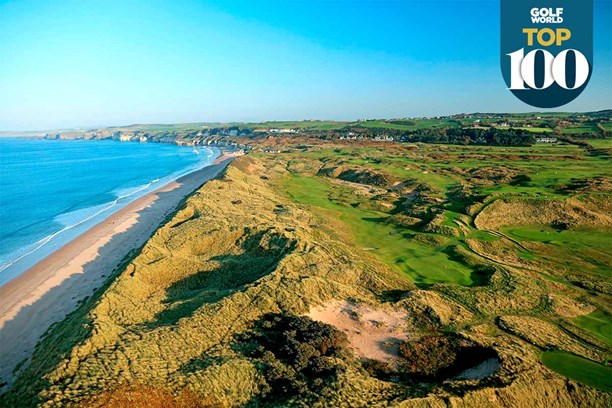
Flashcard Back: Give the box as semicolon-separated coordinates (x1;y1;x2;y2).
374;135;394;141
268;128;297;133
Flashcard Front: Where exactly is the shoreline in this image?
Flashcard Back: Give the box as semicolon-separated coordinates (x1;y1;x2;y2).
0;141;231;286
0;150;241;386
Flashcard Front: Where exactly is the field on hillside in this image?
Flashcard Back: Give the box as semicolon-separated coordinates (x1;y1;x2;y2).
42;111;610;143
588;139;612;149
1;139;610;407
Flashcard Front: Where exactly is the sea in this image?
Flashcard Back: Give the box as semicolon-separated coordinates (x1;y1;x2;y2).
0;137;219;286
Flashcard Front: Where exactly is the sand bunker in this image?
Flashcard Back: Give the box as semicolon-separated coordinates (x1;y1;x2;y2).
307;300;410;361
454;357;501;380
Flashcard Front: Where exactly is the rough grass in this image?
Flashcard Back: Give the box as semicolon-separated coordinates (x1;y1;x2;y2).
2;140;611;407
1;157;414;407
475;196;612;231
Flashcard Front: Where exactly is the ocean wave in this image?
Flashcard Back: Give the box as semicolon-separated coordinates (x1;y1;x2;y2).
0;179;158;275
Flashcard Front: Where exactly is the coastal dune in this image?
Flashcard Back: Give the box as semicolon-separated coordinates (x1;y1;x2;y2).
0;152;240;386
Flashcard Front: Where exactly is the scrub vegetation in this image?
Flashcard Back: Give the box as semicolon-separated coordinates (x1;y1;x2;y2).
1;136;610;407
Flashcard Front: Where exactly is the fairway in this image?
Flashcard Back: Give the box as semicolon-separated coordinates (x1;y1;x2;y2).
280;143;612;288
282;174;476;286
574;310;612;346
541;351;612;393
502;226;612;277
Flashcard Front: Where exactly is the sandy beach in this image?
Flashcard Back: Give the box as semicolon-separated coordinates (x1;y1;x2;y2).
0;151;241;386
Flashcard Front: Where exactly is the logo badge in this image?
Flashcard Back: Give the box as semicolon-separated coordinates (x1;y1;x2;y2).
501;0;593;108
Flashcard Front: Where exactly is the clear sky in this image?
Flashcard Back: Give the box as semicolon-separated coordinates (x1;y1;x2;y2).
0;0;610;131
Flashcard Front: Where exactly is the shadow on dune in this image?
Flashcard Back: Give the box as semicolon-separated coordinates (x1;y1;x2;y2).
148;229;297;328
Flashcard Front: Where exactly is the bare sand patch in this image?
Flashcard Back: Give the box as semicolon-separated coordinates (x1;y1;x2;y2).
307;300;410;361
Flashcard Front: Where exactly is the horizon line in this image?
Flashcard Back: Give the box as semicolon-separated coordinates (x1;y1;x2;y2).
1;108;610;134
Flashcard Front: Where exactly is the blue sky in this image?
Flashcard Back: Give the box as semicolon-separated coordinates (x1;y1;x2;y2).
0;0;610;131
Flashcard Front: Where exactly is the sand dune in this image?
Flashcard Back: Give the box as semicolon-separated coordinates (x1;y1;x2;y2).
0;152;239;385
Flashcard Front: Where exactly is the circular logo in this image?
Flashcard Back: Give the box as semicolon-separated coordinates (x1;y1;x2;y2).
500;1;593;108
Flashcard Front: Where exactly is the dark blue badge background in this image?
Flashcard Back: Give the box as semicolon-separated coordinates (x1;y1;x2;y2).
501;0;593;108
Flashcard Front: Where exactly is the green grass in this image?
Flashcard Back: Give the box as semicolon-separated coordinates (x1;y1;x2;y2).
353;120;418;131
244;120;348;131
355;119;459;131
293;144;611;282
586;139;612;149
469;157;610;197
300;147;458;194
441;211;461;228
502;226;612;277
465;230;500;241
541;351;612;392
518;252;535;260
4;138;612;407
239;118;461;132
289;143;612;283
574;310;612;346
561;124;601;134
514;127;553;133
282;174;477;286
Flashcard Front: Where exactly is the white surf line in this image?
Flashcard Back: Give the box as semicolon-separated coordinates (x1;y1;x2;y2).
0;179;160;274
